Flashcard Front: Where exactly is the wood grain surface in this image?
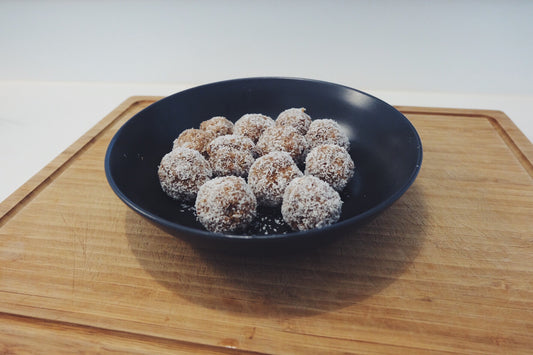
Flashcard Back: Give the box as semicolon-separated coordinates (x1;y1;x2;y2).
1;97;532;354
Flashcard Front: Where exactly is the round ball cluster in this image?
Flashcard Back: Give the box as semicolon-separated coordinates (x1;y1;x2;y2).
305;144;354;191
195;176;257;233
157;109;354;234
158;147;212;202
248;151;303;207
281;176;343;231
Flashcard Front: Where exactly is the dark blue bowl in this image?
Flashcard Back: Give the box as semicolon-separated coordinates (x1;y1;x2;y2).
105;77;422;253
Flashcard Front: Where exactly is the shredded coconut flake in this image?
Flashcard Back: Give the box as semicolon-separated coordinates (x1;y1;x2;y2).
172;128;214;156
209;147;255;177
234;113;274;143
248;151;303;207
200;116;234;137
276;107;312;135
305;144;354;191
305;119;350;150
207;134;257;157
206;134;257;177
281;175;342;231
158;147;212;202
195;176;257;233
256;125;308;164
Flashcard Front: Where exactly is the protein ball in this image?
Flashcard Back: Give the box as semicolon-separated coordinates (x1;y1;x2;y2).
200;116;234;138
256;125;308;164
276;107;312;135
206;134;257;156
210;149;256;178
206;135;257;177
234;113;274;143
195;176;257;233
158;147;212;202
281;175;343;231
173;128;214;157
248;151;303;207
305;119;350;151
305;144;355;191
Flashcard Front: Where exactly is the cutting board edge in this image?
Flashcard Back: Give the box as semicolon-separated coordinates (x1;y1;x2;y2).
396;105;533;177
0;96;162;222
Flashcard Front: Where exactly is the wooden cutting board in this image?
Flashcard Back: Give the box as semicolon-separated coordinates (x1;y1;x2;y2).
1;97;532;354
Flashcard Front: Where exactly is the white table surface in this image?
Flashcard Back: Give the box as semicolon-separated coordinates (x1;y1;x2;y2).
1;80;532;203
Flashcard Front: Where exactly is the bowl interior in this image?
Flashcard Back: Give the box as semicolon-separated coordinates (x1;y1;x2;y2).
105;78;422;242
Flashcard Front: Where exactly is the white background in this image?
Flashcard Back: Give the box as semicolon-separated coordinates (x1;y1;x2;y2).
1;0;532;202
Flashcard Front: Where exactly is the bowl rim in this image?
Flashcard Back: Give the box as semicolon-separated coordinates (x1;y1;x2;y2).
104;76;423;242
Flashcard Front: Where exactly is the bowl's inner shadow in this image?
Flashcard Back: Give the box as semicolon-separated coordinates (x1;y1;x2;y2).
125;184;426;317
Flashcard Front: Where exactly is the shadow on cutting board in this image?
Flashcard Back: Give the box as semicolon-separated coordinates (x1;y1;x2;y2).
125;183;427;318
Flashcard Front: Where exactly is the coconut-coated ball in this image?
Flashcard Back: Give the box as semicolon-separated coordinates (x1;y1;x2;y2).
256;125;308;164
173;128;214;157
248;151;303;207
234;113;274;143
200;116;234;138
305;119;350;151
206;134;257;177
305;144;355;191
281;175;342;231
276;107;312;135
158;147;212;202
195;176;257;233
